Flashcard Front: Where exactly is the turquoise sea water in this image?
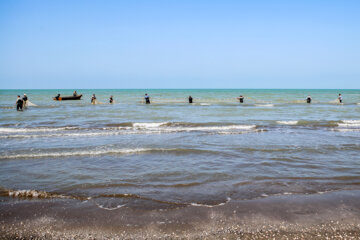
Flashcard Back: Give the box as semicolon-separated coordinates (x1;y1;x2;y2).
0;89;359;209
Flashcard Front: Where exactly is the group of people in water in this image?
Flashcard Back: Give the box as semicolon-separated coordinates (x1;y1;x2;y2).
16;92;345;110
15;94;28;111
88;93;344;104
303;94;342;104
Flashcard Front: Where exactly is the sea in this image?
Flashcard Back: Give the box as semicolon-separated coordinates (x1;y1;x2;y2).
0;89;359;210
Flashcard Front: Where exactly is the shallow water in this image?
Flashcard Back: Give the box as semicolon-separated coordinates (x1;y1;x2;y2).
0;89;359;208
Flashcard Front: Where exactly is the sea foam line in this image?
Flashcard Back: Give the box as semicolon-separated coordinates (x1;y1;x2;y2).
0;148;162;159
0;127;77;133
0;124;258;139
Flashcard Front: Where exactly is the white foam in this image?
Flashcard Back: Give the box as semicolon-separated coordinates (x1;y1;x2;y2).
8;189;66;199
171;125;256;132
199;103;211;106
255;104;274;107
338;123;360;127
133;122;168;128
337;120;360;128
0;124;258;139
1;148;160;159
277;121;298;125
340;120;360;124
0;127;76;133
96;203;126;211
0;131;126;139
190;197;231;208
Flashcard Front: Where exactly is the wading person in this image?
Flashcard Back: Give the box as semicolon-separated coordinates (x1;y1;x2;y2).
91;94;97;104
144;93;150;104
338;94;343;103
22;94;28;108
306;95;312;104
237;95;244;103
188;96;193;103
109;95;114;104
16;95;23;111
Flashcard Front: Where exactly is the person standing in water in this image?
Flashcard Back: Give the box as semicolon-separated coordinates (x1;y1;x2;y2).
73;91;78;96
306;95;312;104
16;95;23;111
237;95;244;103
144;93;150;104
91;94;97;104
22;94;28;108
338;94;343;103
188;96;193;103
109;96;114;104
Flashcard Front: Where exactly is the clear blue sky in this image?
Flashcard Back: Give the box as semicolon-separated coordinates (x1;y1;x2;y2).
0;0;359;89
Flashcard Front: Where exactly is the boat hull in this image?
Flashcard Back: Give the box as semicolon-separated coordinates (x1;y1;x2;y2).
53;95;82;101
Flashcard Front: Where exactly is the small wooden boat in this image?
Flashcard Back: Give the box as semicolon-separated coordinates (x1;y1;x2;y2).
53;94;83;101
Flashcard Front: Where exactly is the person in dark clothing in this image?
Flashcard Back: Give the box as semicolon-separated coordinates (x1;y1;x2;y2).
306;95;312;104
22;94;28;108
237;95;244;103
144;94;150;104
73;91;77;96
109;96;114;104
16;95;23;111
188;96;193;103
55;94;61;100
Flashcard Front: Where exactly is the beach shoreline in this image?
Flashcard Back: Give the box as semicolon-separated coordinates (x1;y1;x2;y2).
1;190;360;239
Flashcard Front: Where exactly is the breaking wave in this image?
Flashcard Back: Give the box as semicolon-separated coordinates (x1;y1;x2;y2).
0;148;165;159
333;120;360;132
0;148;227;160
277;121;298;125
0;122;259;139
0;188;231;208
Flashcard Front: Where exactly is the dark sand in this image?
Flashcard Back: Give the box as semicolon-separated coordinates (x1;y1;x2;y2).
1;190;360;239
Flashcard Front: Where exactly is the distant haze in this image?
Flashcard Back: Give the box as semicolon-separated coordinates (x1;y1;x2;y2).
0;0;359;89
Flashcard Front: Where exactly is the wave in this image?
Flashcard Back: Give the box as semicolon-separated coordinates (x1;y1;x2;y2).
0;148;162;159
276;120;342;128
277;120;298;125
338;120;360;127
0;188;87;200
333;119;360;132
133;122;169;128
255;104;274;107
0;148;226;160
0;188;230;208
0;127;77;133
0;122;259;139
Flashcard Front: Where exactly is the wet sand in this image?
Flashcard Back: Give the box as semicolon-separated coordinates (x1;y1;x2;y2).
1;190;360;239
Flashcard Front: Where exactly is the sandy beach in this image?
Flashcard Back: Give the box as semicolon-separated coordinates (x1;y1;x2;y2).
1;190;360;239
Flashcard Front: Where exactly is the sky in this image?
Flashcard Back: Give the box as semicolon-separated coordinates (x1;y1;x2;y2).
0;0;359;89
